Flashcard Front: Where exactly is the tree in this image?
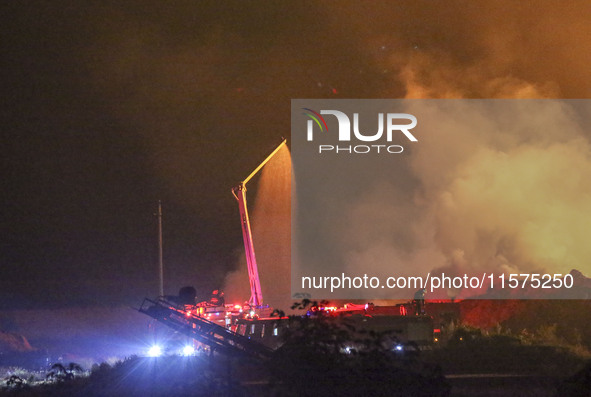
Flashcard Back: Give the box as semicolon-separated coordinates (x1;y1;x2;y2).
5;375;28;390
46;362;83;382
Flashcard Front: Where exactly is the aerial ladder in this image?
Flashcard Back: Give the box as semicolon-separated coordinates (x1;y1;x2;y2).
231;139;287;308
139;139;287;358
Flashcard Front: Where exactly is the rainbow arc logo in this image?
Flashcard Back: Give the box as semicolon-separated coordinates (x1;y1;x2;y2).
302;108;328;132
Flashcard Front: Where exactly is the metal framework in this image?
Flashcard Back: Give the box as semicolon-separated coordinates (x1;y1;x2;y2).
139;298;273;360
231;139;287;307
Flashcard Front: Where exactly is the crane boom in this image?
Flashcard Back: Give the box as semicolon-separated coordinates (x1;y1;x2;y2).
232;139;287;307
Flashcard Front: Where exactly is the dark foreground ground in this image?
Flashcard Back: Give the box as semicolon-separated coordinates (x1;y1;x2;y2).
447;374;559;397
1;347;590;397
426;339;590;397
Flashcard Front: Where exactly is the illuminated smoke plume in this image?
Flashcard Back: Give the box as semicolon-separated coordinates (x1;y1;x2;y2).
323;2;591;298
398;45;591;292
328;91;591;299
78;2;591;299
409;100;591;286
223;146;292;310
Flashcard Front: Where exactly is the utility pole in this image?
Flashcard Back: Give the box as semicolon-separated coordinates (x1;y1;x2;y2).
157;200;164;297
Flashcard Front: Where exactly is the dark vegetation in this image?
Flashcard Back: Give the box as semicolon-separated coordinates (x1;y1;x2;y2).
426;324;588;376
0;300;451;396
459;300;591;349
437;299;591;377
265;300;450;396
0;356;242;397
2;300;591;396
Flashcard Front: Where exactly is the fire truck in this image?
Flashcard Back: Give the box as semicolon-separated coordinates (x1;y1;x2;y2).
140;139;434;357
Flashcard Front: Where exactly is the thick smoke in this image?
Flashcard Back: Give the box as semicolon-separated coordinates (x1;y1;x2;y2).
330;1;591;98
79;2;591;297
396;23;591;286
314;2;591;298
409;101;591;283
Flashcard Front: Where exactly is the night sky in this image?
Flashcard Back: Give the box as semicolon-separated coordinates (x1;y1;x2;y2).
2;1;591;309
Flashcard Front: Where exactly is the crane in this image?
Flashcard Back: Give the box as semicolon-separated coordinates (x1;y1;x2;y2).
231;139;287;307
